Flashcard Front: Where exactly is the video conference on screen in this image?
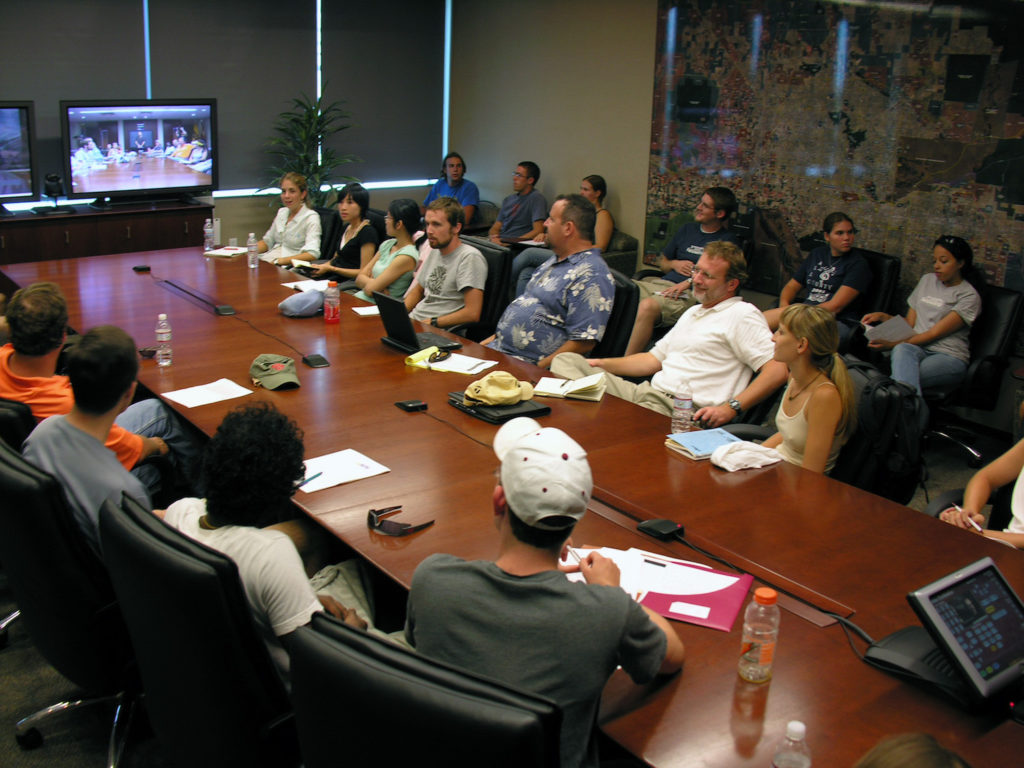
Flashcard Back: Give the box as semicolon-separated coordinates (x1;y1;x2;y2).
0;107;33;199
66;105;213;194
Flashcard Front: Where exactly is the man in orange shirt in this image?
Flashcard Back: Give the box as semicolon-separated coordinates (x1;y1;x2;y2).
1;282;197;490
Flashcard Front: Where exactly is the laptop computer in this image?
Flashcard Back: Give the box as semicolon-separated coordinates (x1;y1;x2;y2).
447;392;551;424
374;291;462;354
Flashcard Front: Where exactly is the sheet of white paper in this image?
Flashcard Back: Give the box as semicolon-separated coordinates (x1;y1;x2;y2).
298;449;390;493
863;314;914;342
562;546;739;599
352;305;381;316
281;280;330;293
428;354;497;374
162;378;252;408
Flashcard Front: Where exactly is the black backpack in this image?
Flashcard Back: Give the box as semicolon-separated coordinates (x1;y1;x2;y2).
832;359;925;504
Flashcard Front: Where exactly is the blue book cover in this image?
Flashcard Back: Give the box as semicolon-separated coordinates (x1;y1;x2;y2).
666;428;741;459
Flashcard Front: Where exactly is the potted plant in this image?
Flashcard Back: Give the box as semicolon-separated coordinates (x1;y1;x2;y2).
264;89;357;208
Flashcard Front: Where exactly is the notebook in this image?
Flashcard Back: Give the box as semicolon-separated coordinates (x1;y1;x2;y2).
374;291;463;354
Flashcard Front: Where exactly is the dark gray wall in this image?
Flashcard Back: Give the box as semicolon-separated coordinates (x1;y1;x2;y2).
0;0;444;192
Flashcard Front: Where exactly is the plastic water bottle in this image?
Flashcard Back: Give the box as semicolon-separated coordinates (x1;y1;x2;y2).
246;232;258;269
203;218;214;251
323;281;340;324
771;721;811;768
671;390;696;433
738;587;779;683
155;314;172;367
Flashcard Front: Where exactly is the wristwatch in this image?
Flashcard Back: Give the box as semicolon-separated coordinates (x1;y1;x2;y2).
430;317;439;327
728;398;743;416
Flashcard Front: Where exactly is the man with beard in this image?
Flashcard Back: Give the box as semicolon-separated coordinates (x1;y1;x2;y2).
552;240;787;427
404;197;486;329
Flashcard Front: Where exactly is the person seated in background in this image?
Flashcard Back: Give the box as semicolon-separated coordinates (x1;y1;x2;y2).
259;172;323;265
160;402;372;685
404;197;486;329
509;174;616;297
482;194;614;368
488;161;547;245
0;282;199;493
862;235;982;418
760;304;856;474
939;432;1024;549
762;212;871;343
22;326;154;555
552;241;787;427
422;152;479;226
71;137;105;172
311;182;380;281
351;198;423;302
406;417;684;768
625;186;739;355
185;141;208;166
853;732;973;768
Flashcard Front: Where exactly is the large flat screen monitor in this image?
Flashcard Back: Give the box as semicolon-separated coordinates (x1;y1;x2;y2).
60;99;217;207
0;101;38;215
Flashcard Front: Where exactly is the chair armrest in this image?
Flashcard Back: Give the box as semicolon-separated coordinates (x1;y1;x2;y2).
922;489;965;519
632;268;662;281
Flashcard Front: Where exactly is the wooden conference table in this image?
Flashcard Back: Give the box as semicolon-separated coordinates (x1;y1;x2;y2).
3;248;1023;767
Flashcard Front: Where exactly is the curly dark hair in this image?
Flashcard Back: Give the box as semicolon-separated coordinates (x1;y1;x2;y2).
201;402;306;528
6;282;68;355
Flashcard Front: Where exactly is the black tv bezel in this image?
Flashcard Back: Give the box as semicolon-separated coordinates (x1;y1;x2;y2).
0;100;39;204
59;98;218;204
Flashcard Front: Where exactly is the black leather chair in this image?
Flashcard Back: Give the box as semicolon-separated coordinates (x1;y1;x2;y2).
98;494;300;768
926;284;1024;466
366;208;388;243
461;199;498;235
590;269;639;359
0;395;34;449
315;205;342;261
0;396;32;648
451;235;513;341
0;441;135;763
289;613;561;768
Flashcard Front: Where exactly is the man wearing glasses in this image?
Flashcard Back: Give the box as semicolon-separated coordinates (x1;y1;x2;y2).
625;186;740;355
405;417;684;768
488;161;548;245
553;241;788;428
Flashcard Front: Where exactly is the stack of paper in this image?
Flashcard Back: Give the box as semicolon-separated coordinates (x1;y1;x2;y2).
863;315;914;342
564;546;752;631
204;246;248;258
534;372;606;401
665;428;741;460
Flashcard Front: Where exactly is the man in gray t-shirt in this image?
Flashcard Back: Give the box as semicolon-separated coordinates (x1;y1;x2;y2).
22;326;152;555
405;418;684;768
405;197;486;328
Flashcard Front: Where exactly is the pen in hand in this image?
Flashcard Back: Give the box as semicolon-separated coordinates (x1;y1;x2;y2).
953;503;984;533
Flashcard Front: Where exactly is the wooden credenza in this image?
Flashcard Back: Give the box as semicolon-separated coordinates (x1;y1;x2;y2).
0;201;213;264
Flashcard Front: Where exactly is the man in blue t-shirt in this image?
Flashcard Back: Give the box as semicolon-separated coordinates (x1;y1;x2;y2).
422;152;480;226
625;186;740;354
488;161;547;245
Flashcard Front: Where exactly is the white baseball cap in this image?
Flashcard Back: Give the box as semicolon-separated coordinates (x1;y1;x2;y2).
493;417;592;530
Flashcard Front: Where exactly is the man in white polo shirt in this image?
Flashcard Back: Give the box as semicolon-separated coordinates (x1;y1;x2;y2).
551;240;787;427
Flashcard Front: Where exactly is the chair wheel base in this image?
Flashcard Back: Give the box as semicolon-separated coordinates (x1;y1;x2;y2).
16;727;42;750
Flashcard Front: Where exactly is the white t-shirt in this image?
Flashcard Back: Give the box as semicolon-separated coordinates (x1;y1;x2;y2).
650;296;775;408
1006;461;1024;535
410;242;487;321
908;273;980;364
163;497;320;682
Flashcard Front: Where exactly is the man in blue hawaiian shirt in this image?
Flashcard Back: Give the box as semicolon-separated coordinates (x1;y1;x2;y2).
483;194;614;368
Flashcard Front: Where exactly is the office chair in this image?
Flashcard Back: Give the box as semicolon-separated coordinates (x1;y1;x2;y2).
366;208;389;243
461;199;498;235
315;206;343;262
0;396;34;647
450;235;513;341
0;441;135;764
925;284;1024;466
590;269;639;359
289;613;562;768
0;395;34;449
97;494;300;768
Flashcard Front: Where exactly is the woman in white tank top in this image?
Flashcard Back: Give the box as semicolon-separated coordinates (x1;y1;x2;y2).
761;304;856;473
